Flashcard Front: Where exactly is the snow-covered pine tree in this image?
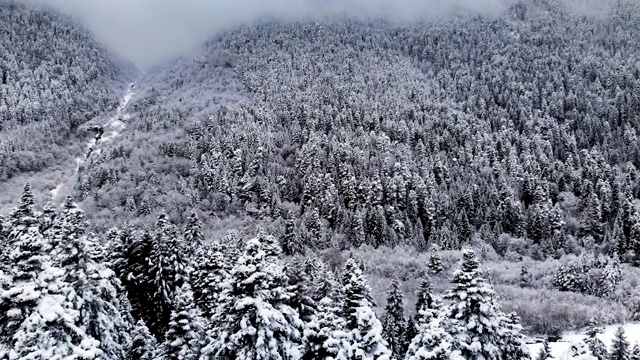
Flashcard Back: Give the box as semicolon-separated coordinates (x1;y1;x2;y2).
341;258;375;329
501;312;531;359
609;326;630;360
303;296;348;360
443;249;517;359
414;276;440;325
346;305;392;360
191;241;230;320
282;214;304;256
184;209;205;255
382;278;407;359
337;258;391;360
148;212;190;339
585;318;608;360
159;283;203;360
129;320;158;360
426;251;444;275
201;237;303;360
404;315;459;360
536;339;553;360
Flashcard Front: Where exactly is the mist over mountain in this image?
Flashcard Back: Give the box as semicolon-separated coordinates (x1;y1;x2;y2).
2;0;640;359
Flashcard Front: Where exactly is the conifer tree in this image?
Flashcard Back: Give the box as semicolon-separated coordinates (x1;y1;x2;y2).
148;212;189;339
184;209;205;254
570;339;597;360
536;339;553;360
520;264;531;288
382;279;406;360
159;283;203;360
191;242;230;320
341;258;375;329
444;249;522;359
609;326;630;360
585;318;608;360
129;320;157;360
427;251;444;275
303;296;348;360
414;276;440;325
405;316;459;360
630;343;640;360
201;237;303;359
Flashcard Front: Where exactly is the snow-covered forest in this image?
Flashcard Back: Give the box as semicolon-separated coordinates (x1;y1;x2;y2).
2;0;640;358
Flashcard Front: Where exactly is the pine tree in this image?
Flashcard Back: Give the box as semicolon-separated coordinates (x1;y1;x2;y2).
414;276;440;325
184;209;205;254
501;312;531;359
129;320;157;360
341;258;375;329
382;279;406;360
536;339;553;360
159;283;203;360
346;305;392;360
148;213;189;339
201;237;303;360
585;318;608;360
405;316;459;360
444;249;519;360
427;251;444;275
303;296;348;360
609;326;630;360
282;214;304;256
191;242;230;320
520;264;531;288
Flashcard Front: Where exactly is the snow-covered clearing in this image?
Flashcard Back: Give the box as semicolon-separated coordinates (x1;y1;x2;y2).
526;323;640;359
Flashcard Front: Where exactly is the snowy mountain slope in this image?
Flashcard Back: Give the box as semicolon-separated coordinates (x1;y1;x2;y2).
0;1;138;211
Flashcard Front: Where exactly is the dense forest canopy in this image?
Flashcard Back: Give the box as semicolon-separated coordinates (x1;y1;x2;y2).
0;1;136;181
2;0;640;359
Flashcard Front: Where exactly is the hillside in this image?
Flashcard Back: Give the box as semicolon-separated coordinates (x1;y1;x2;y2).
0;1;138;210
2;0;640;358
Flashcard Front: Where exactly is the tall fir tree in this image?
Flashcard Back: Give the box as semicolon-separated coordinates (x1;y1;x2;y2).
609;326;630;360
201;237;304;360
129;320;157;360
159;283;203;360
382;279;407;360
443;249;524;360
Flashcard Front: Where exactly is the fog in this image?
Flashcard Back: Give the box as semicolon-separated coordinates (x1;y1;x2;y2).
37;0;511;70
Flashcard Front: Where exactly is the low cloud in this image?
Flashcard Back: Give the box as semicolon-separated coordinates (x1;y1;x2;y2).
43;0;511;70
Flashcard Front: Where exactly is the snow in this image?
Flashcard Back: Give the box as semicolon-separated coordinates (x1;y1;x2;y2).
100;82;134;144
526;323;640;359
49;83;135;202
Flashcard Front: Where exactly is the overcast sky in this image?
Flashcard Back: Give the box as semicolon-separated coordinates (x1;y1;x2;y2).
45;0;512;70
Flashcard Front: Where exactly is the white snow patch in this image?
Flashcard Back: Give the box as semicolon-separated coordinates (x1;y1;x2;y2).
527;323;640;359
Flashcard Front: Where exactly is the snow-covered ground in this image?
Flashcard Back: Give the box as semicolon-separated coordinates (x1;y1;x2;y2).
527;323;640;359
49;83;135;201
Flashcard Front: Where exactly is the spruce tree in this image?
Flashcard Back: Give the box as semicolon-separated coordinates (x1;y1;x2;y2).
191;242;230;320
184;209;205;254
159;283;203;360
444;249;520;360
303;296;348;360
382;279;406;360
405;316;459;360
609;326;630;360
427;251;444;275
536;339;553;360
341;258;375;329
414;276;440;325
570;339;597;360
585;318;608;360
148;212;189;339
129;320;157;360
201;237;303;360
